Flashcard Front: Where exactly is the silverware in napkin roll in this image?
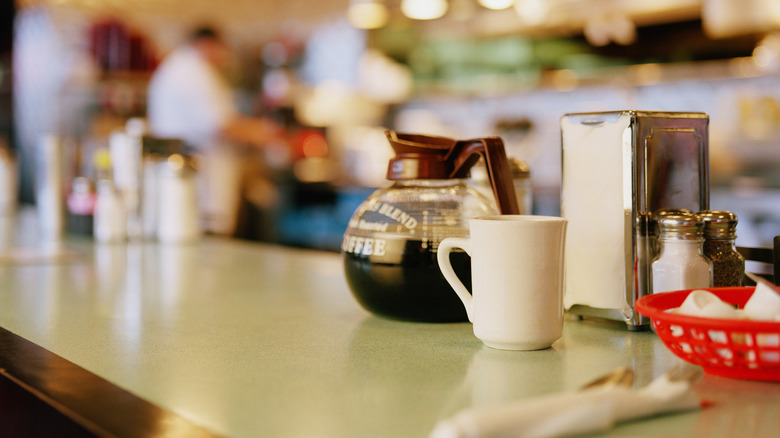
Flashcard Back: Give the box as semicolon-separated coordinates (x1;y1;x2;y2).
430;365;704;438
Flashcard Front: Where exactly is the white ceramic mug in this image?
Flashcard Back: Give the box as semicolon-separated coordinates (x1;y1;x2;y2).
437;215;568;350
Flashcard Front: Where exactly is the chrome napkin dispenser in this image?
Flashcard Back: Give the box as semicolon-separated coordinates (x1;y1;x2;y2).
560;111;709;329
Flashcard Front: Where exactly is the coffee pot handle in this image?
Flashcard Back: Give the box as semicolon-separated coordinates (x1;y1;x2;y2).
448;137;520;215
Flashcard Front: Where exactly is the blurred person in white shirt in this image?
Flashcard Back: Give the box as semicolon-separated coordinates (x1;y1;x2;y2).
147;27;281;236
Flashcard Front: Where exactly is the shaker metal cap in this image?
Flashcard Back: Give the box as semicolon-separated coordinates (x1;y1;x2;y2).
159;153;196;177
655;208;693;219
698;210;738;239
509;158;530;179
655;209;703;240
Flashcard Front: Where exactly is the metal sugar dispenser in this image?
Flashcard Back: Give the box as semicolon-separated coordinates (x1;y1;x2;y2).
560;110;710;329
342;131;519;322
698;210;744;287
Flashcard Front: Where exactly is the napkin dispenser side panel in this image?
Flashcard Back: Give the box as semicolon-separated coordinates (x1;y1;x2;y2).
561;111;709;329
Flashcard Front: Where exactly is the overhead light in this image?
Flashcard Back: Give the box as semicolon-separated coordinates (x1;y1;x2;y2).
401;0;448;20
703;0;780;38
478;0;515;10
514;0;549;26
753;33;780;72
583;19;611;47
608;15;636;46
348;0;390;29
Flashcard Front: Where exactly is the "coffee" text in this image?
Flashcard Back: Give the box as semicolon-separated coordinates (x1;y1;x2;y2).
342;235;386;256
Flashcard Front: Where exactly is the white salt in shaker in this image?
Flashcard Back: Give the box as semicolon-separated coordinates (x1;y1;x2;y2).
652;210;713;293
157;154;200;244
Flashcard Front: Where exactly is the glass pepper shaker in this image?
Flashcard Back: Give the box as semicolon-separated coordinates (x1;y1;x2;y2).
652;210;713;293
698;210;745;287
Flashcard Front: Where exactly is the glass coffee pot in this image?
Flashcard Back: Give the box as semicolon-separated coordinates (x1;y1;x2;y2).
342;131;519;322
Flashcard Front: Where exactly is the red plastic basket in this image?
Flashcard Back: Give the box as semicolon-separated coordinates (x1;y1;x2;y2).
635;287;780;382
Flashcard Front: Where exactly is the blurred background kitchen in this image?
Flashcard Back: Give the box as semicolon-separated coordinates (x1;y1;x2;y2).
2;0;779;251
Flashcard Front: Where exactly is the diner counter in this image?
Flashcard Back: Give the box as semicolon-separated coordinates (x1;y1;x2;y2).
0;212;779;437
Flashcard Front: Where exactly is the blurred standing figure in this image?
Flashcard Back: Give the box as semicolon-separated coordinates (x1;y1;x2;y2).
147;27;280;236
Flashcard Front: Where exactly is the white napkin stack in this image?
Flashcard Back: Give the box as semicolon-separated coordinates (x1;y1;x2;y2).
674;284;780;322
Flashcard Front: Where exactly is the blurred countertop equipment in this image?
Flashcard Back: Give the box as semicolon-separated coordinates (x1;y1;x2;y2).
5;0;780;250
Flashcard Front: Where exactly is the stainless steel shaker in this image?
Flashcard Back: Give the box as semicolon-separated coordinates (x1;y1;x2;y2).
560;111;710;329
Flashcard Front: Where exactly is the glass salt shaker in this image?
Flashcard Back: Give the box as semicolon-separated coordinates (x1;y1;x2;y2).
652;210;713;293
698;210;744;287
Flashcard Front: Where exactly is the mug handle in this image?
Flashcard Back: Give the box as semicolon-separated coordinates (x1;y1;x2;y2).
437;237;474;322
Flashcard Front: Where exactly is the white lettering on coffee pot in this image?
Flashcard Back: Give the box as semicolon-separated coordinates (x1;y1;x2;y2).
376;203;417;229
364;199;381;212
342;235;387;256
358;220;389;232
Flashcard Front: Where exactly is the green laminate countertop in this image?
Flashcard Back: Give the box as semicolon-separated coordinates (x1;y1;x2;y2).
0;213;779;437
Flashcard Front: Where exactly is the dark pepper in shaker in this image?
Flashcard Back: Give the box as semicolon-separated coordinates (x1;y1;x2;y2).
698;210;745;287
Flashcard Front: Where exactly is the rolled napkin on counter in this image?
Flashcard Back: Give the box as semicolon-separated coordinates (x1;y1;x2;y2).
430;367;703;438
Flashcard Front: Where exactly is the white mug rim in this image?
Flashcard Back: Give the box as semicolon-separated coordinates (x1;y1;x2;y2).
471;214;566;223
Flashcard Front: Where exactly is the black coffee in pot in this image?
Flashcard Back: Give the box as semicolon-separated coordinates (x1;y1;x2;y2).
343;237;471;322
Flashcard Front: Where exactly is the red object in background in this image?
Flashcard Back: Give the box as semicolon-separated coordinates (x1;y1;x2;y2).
89;19;157;73
636;287;780;382
67;191;96;216
289;129;328;161
129;32;156;72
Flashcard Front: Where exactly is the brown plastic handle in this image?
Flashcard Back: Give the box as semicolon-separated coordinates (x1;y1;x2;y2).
447;137;520;215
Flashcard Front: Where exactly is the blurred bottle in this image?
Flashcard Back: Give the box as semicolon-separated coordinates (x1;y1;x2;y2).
94;179;126;243
35;135;65;242
66;176;96;235
125;118;147;239
157;154;200;244
510;158;532;215
109;119;144;241
0;145;17;217
471;157;532;215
